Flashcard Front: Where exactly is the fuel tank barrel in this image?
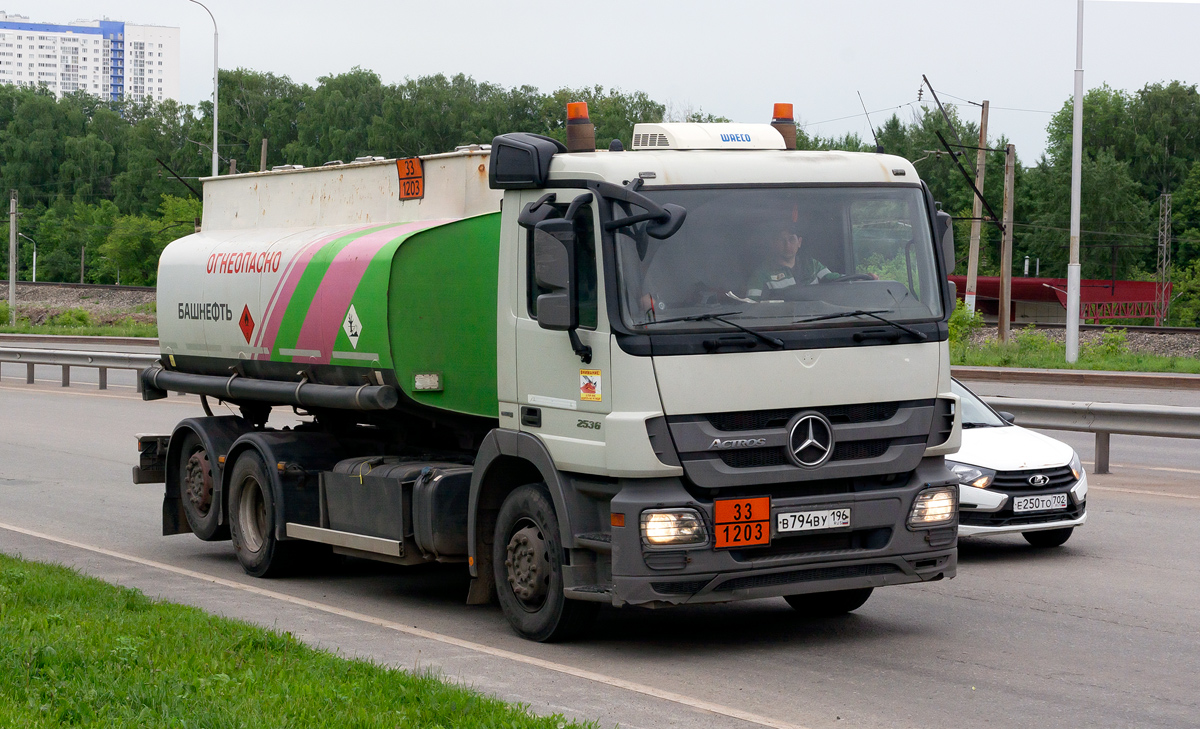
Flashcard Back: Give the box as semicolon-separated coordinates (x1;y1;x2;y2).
155;151;502;419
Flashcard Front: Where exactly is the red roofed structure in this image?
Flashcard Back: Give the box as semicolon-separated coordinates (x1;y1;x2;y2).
949;276;1170;325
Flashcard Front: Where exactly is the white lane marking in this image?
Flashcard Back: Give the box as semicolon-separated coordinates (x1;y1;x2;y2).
0;522;807;729
1090;486;1200;500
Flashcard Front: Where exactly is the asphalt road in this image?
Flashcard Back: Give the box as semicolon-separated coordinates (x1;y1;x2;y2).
0;377;1197;729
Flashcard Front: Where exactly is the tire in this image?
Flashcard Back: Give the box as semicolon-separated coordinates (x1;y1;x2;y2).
227;450;296;577
784;587;873;618
1023;527;1073;548
177;431;230;541
493;484;597;642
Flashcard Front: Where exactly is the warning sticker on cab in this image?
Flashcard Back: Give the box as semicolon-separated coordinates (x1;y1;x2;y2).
580;370;601;402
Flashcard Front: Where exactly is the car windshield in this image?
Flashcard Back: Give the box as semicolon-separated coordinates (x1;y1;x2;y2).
951;379;1007;427
613;186;943;330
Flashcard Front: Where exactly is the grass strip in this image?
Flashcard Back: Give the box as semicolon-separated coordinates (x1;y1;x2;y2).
0;553;591;728
0;324;158;338
951;329;1200;374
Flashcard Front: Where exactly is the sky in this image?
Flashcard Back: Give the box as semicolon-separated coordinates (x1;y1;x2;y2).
24;0;1200;161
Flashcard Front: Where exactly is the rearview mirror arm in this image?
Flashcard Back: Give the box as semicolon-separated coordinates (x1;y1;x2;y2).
568;330;592;364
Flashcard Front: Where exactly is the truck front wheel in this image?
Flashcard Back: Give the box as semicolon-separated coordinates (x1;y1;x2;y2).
178;431;229;541
784;587;873;617
493;484;597;642
228;451;292;577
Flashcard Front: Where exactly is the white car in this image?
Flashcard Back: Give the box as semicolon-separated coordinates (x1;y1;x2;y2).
947;379;1088;547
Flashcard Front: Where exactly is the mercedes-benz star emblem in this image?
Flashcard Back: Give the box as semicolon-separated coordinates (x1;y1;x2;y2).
787;412;835;468
1028;474;1050;486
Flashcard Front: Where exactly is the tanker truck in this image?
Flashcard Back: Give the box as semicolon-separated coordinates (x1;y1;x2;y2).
133;103;962;642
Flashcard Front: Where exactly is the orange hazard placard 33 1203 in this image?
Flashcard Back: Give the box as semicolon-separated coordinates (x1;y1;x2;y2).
713;496;771;549
396;157;424;200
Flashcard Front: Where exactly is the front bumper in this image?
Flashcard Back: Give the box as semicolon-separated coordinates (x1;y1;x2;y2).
958;471;1088;537
605;457;957;607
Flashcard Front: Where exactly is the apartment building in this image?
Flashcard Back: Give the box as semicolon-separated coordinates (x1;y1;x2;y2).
0;11;179;103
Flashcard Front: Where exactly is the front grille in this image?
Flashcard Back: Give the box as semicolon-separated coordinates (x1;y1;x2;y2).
960;499;1084;528
717;438;892;469
832;439;889;461
713;563;901;592
706;402;905;432
651;578;712;595
730;528;892;561
991;465;1077;491
719;448;790;468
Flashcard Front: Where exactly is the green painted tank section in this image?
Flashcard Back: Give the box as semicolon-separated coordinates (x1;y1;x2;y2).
387;213;501;418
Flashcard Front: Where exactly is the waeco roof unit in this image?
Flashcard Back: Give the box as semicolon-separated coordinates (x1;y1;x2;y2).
630;123;787;151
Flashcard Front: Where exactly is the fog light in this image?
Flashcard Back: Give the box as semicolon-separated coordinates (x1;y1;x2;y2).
908;486;957;528
640;509;708;548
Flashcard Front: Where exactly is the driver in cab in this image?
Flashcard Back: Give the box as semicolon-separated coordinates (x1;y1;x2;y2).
745;227;841;301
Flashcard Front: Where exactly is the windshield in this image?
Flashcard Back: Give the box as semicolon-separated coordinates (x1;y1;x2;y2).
950;379;1007;427
613;186;943;330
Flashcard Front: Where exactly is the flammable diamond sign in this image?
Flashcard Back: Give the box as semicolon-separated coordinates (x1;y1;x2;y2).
238;305;255;344
342;304;362;349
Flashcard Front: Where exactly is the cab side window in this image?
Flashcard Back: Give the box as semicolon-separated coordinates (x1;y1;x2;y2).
526;204;598;330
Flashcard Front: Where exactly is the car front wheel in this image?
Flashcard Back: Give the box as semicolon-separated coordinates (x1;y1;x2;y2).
1023;527;1073;548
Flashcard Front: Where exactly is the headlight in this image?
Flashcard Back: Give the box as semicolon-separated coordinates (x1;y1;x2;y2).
1069;451;1083;480
947;461;995;489
908;486;958;528
640;509;709;548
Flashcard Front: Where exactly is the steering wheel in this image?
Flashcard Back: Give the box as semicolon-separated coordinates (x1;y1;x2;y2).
821;273;877;283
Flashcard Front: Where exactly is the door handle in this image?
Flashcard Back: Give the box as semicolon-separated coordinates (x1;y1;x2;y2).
520;406;542;428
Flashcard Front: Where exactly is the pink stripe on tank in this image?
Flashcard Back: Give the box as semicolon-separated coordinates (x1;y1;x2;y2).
253;226;373;358
289;219;449;363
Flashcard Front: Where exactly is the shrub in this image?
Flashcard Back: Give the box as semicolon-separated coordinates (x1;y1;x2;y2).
1082;327;1129;359
45;308;93;327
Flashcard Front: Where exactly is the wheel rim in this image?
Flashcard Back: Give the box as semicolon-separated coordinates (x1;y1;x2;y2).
183;450;213;515
504;519;550;611
238;475;268;553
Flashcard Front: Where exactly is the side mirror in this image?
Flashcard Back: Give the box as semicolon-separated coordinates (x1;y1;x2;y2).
533;218;576;331
935;209;955;275
997;411;1016;424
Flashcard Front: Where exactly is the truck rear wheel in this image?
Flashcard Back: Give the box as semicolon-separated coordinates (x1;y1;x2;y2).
784;587;873;617
228;451;294;577
493;484;597;642
178;431;229;541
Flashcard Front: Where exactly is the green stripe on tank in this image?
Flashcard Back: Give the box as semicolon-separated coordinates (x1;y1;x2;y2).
329;232;413;367
272;224;393;362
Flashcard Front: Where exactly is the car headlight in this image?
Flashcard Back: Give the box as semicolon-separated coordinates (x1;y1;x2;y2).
640;509;709;548
908;486;958;528
1069;450;1083;480
947;461;995;489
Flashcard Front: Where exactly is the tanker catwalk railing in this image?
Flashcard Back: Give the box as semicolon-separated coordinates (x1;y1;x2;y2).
980;396;1200;475
0;347;159;391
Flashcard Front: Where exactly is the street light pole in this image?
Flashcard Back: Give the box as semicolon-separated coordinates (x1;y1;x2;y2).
1066;0;1085;362
189;0;219;178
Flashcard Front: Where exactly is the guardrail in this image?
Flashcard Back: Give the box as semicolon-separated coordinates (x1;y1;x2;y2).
981;396;1200;474
2;346;1195;477
953;365;1200;391
0;347;160;390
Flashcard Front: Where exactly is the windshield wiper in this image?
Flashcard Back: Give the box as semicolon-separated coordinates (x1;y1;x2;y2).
793;309;928;342
643;311;784;349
